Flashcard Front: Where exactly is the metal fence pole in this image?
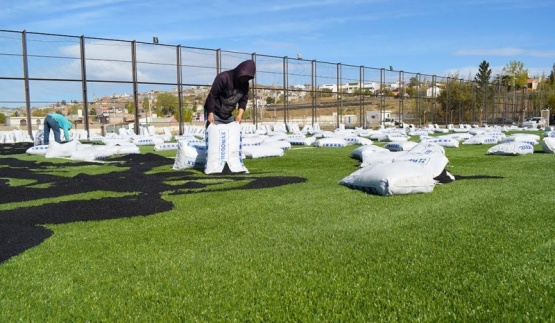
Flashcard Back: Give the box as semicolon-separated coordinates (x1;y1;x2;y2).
79;36;90;138
336;63;342;128
283;56;288;125
251;53;257;126
21;31;33;137
359;66;364;128
176;45;184;135
131;41;140;135
312;60;317;126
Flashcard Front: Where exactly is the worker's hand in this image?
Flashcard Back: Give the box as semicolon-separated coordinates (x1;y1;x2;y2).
208;113;214;124
236;109;244;124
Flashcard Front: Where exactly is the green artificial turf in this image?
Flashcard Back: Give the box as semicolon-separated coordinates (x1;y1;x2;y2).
1;135;554;321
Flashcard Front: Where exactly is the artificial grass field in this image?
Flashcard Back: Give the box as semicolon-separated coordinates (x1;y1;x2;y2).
0;135;554;321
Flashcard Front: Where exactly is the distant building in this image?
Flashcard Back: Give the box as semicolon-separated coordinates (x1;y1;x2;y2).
318;81;381;94
4;116;43;127
426;86;442;98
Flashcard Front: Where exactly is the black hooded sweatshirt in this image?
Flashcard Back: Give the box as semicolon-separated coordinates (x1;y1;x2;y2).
204;59;256;119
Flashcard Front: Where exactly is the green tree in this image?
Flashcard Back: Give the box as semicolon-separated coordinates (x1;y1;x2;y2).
436;74;474;123
502;60;528;88
320;88;333;98
408;77;420;88
142;98;150;113
474;60;492;86
32;109;48;117
68;105;79;116
155;93;178;116
126;102;134;114
474;60;492;114
548;63;555;86
183;106;194;123
0;113;5;124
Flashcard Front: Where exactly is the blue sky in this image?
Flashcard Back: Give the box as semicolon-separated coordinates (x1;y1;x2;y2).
2;0;554;79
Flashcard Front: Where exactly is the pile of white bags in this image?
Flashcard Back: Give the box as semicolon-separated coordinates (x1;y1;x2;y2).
341;142;450;196
340;161;437;196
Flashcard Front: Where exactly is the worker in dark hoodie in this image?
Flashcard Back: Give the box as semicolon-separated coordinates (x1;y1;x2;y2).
204;59;256;127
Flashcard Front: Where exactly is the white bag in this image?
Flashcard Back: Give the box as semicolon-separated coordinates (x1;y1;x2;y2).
45;140;79;158
204;123;248;174
487;142;534;155
542;137;555;153
340;161;436;196
173;140;207;170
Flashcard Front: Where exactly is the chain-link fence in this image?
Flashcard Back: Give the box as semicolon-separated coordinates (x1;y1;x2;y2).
0;29;549;137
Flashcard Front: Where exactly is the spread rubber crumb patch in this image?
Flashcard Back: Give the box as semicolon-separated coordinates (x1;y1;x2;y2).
0;149;306;263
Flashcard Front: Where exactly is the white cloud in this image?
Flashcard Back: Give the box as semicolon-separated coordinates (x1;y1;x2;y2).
454;48;555;58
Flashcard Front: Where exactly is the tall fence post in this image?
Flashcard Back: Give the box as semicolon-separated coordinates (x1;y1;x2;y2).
79;36;90;138
359;66;364;128
336;63;342;128
399;71;405;126
283;56;288;125
251;53;257;126
21;31;33;138
311;60;317;126
131;40;140;135
177;45;184;135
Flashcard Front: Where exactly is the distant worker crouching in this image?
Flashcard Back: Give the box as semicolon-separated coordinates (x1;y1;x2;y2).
43;113;73;145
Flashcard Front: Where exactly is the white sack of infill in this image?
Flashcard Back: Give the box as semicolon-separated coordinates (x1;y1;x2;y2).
104;142;141;155
154;142;179;151
385;133;409;142
70;143;140;161
409;129;434;136
26;145;49;155
360;150;404;168
312;137;348;148
337;135;364;145
204;122;248;174
485;131;507;140
241;136;264;147
501;134;540;145
407;142;446;156
133;136;165;146
286;136;316;146
313;131;336;139
420;137;460;148
71;145;112;161
242;144;285;159
102;137;132;145
384;141;418;152
2;133;15;144
542;137;555;153
339;161;436;196
261;140;291;150
350;145;389;161
33;129;45;146
354;137;373;145
393;151;449;178
45;140;79;158
487;142;534;155
89;134;104;141
267;132;288;141
173;140;207;170
462;135;499;145
444;133;473;142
